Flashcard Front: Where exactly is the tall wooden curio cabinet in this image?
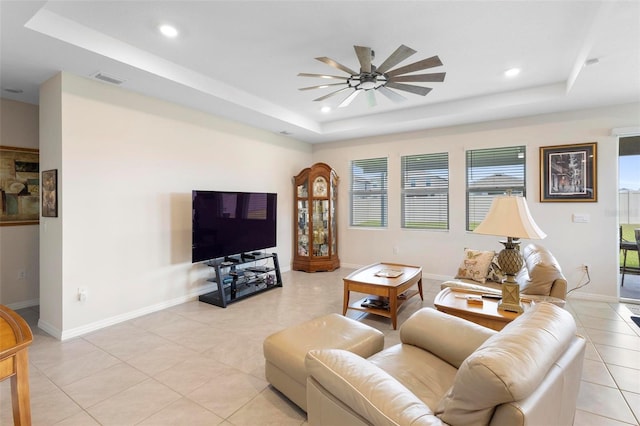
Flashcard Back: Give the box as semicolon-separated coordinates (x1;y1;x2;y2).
293;163;340;272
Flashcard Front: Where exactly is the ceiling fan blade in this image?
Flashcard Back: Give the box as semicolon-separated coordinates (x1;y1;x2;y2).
386;55;443;77
376;44;416;74
377;86;407;103
366;90;377;107
315;57;358;76
298;72;349;80
388;72;446;83
354;46;372;73
385;81;433;96
313;87;352;102
299;82;347;91
338;90;361;108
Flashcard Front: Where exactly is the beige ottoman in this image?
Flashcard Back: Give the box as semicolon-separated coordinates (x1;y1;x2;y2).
263;313;384;411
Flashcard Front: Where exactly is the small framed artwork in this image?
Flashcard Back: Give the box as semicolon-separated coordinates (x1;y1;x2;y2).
540;142;597;202
42;169;58;217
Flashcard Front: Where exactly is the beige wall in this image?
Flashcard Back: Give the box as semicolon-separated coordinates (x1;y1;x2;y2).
313;103;640;302
0;98;40;308
39;73;312;339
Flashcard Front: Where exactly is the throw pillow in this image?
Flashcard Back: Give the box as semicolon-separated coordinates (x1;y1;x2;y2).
486;255;506;283
455;249;495;284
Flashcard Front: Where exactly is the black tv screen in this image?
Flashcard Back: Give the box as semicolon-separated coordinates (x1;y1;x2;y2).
192;190;277;263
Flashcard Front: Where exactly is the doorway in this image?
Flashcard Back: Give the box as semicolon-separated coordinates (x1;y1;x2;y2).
619;135;640;300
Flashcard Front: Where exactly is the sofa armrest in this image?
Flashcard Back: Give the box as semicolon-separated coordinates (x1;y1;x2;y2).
549;278;567;300
400;308;497;369
305;349;444;426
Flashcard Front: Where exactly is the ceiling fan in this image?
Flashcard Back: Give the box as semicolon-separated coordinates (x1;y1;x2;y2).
298;44;446;108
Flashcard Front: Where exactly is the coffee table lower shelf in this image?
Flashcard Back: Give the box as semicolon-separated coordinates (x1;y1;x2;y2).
347;290;420;319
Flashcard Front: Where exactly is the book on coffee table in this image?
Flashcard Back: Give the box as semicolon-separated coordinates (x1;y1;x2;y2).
375;269;403;278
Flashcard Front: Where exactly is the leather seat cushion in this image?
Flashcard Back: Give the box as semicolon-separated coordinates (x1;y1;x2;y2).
368;344;457;410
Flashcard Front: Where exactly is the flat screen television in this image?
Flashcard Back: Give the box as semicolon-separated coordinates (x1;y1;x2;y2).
192;190;277;263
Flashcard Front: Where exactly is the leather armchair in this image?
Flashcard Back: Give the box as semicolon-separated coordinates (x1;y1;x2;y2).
305;303;585;426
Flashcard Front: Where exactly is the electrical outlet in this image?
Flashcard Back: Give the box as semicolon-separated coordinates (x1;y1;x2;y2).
78;287;87;302
18;269;26;280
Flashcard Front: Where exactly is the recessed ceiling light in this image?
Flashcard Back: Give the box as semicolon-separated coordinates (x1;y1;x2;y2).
504;68;521;78
159;24;179;38
321;106;331;113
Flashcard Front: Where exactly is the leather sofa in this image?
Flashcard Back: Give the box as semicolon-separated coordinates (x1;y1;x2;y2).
305;303;585;426
441;243;567;304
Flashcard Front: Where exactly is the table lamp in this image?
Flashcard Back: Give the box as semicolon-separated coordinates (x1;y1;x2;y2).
473;194;546;312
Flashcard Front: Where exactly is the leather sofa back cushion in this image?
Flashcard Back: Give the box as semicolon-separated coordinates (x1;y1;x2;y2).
400;308;496;369
518;244;565;296
436;303;577;425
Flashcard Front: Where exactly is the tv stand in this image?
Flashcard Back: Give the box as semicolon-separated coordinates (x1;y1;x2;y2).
199;253;282;308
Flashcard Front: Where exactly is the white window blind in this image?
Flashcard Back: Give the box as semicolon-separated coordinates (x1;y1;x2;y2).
401;153;449;229
466;146;526;231
350;157;388;227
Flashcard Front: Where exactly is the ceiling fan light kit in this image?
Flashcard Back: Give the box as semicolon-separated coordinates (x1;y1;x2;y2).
298;44;446;108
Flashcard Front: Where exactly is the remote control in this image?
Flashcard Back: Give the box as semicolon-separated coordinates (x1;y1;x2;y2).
481;294;502;300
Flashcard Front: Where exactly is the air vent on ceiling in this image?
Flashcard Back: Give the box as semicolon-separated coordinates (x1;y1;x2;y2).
91;72;125;85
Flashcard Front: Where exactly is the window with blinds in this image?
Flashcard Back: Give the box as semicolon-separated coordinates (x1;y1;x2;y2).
350;157;388;227
466;146;526;231
401;153;449;229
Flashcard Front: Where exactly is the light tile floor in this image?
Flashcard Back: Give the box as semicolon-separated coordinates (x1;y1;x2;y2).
1;269;639;425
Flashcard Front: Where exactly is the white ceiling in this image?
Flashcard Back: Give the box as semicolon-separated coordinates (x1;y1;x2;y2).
1;1;639;143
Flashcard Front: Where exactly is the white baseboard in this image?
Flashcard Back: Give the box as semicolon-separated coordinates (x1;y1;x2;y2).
5;298;39;311
38;318;62;340
566;291;620;304
51;285;216;341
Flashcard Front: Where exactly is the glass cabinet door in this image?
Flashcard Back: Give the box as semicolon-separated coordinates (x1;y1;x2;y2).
297;182;308;198
312;200;329;256
331;180;337;256
297;199;309;256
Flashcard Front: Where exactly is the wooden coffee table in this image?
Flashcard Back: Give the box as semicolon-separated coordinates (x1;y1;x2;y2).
343;262;423;329
434;287;532;331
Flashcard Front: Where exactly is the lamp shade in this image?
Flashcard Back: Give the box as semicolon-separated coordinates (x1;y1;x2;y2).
473;195;546;239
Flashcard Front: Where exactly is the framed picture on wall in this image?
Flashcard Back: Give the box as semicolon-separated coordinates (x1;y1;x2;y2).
540;142;597;202
42;169;58;217
0;145;39;226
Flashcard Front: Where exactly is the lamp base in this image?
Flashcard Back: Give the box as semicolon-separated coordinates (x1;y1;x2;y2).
498;280;523;313
498;300;524;313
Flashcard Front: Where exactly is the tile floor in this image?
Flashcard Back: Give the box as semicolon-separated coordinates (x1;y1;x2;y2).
1;269;640;425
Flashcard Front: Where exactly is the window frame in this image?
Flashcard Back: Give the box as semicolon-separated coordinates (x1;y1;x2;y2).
466;146;526;231
350;157;388;228
401;152;449;230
